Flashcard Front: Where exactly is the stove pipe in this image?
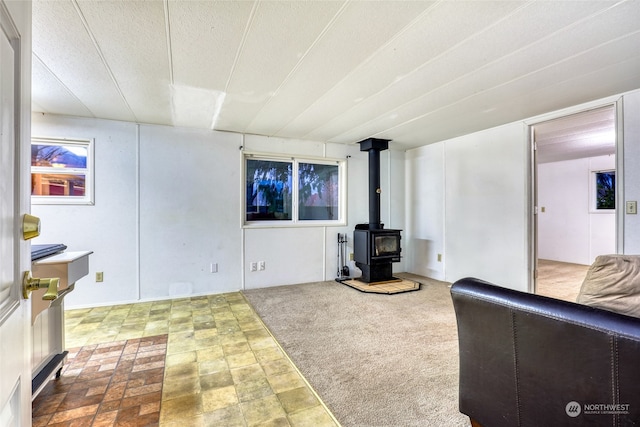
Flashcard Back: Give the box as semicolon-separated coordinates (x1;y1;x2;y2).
358;138;390;230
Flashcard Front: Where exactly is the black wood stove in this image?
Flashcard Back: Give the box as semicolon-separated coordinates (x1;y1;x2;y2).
353;138;402;283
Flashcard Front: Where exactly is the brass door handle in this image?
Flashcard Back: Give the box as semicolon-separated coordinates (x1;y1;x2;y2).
22;271;59;301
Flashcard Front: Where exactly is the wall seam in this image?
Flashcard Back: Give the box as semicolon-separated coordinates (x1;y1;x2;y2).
135;124;141;301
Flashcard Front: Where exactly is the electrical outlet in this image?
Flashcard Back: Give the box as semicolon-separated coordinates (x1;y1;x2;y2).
258;261;265;271
96;272;104;282
250;262;257;272
437;254;442;262
210;263;218;273
349;253;354;261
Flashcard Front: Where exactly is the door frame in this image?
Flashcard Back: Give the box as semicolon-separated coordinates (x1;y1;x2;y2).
526;97;624;294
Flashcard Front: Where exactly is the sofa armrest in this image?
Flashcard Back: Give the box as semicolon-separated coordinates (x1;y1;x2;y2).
451;277;640;426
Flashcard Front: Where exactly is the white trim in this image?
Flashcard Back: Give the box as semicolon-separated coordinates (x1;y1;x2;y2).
30;137;95;205
589;169;616;213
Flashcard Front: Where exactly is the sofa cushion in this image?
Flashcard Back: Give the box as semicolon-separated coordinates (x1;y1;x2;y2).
577;254;640;318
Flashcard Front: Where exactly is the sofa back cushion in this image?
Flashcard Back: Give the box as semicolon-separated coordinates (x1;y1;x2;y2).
577;255;640;318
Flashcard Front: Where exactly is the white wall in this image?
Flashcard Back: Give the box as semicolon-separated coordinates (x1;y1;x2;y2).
31;117;140;305
406;123;529;290
138;125;242;299
405;89;640;293
31;114;406;306
537;155;616;265
444;123;529;290
405;143;445;280
623;90;640;254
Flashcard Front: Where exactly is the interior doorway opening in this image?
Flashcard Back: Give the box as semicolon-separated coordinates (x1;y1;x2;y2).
532;105;617;301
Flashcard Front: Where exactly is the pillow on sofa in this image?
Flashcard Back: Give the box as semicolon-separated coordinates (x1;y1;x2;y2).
577;254;640;318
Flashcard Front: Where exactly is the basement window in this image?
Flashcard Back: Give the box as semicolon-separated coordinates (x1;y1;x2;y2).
593;170;615;211
244;154;345;226
31;137;94;205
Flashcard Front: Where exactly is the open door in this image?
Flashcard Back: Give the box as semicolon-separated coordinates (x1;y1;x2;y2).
531;105;617;299
0;2;32;425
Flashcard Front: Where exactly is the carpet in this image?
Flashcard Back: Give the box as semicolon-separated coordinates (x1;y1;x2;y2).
32;335;167;427
243;274;469;427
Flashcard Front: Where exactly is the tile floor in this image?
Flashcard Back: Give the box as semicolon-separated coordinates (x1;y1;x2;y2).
42;292;339;426
33;335;167;426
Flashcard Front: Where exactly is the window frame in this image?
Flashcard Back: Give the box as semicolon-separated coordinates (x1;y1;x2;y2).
590;169;616;213
31;137;95;205
243;152;347;227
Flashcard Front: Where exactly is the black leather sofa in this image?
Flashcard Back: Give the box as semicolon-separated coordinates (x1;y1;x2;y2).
450;277;640;427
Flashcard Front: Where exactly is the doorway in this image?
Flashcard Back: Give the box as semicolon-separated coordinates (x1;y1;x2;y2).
532;105;617;301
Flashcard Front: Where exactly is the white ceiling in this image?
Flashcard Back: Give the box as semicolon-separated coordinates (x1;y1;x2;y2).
31;0;640;150
535;105;616;164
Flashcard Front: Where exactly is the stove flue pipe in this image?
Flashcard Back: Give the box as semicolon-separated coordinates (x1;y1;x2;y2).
357;138;390;230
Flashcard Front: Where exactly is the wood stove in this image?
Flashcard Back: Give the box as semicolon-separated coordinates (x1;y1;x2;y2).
354;138;402;283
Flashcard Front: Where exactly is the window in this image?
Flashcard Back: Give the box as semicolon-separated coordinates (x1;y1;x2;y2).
245;154;345;225
31;137;94;205
594;170;615;210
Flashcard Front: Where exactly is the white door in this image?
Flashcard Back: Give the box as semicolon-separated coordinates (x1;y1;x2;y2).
0;3;31;426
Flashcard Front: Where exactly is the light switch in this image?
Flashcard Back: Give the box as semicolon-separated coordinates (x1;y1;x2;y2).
626;201;638;214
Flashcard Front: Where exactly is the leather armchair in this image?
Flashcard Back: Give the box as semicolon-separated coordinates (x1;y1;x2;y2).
450;277;640;427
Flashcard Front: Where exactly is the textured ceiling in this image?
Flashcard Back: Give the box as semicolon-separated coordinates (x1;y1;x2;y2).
535;105;616;163
31;0;640;150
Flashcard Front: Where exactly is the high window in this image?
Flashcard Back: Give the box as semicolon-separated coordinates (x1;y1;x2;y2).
244;154;345;225
31;137;94;205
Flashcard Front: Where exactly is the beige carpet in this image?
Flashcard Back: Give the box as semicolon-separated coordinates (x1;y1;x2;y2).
536;259;589;302
243;273;468;427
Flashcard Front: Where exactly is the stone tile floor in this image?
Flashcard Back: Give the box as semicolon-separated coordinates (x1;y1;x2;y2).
33;335;167;426
40;292;338;426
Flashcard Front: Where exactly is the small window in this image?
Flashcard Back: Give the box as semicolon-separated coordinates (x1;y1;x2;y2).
594;170;615;210
244;154;345;225
31;138;94;205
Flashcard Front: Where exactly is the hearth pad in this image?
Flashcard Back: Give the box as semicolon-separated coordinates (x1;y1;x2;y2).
337;277;421;294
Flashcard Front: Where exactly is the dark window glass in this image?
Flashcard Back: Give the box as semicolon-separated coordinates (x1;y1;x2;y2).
298;163;339;221
246;159;292;221
596;171;615;210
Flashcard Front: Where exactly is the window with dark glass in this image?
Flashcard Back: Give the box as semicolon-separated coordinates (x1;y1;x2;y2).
595;171;615;210
244;155;344;224
298;162;339;221
245;159;292;221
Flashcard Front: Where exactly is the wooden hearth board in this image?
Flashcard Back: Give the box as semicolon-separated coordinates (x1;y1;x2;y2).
337;277;421;294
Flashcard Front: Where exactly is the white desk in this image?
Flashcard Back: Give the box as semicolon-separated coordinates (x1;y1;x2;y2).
31;250;92;398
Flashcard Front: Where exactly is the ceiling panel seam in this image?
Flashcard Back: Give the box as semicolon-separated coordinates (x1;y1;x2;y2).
33;53;93;115
243;0;350;134
338;38;638;143
163;0;174;85
299;0;534;141
224;0;260;92
362;44;640;142
327;3;638;142
270;0;441;139
71;0;138;122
